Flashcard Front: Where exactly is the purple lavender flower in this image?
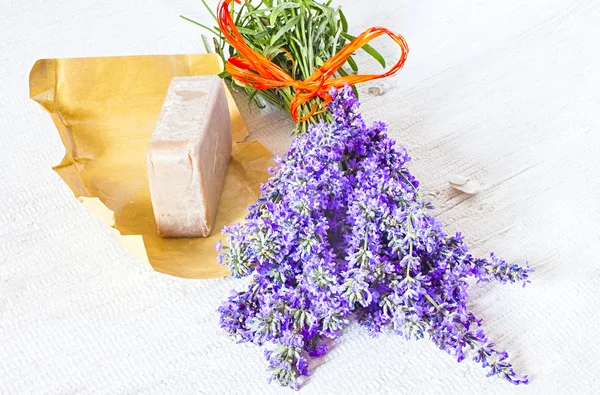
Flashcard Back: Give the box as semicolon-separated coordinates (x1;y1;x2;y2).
216;86;532;390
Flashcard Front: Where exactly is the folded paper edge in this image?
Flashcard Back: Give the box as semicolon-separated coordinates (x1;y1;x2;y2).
78;197;151;265
29;58;90;196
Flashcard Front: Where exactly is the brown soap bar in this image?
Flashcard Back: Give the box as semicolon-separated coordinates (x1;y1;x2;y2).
147;76;232;238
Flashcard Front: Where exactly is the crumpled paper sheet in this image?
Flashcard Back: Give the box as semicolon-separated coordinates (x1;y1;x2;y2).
29;54;273;279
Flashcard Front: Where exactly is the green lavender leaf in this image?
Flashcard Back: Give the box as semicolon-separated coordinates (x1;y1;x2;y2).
347;55;358;73
200;0;217;21
179;15;220;36
338;8;348;32
341;31;387;68
201;35;212;54
270;16;300;45
269;2;300;27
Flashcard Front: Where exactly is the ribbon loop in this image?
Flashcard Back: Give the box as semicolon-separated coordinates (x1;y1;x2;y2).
217;0;409;123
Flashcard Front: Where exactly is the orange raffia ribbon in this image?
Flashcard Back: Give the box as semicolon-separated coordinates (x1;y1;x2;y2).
217;0;409;123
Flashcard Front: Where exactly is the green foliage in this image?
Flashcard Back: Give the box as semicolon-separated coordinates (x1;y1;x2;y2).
181;0;385;135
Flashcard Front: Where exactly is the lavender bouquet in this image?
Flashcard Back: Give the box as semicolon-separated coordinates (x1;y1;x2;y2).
217;87;532;390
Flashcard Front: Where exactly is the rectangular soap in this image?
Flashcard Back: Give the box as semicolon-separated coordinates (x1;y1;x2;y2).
147;76;232;238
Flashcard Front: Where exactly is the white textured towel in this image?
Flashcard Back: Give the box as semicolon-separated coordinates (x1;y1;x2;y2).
1;0;599;393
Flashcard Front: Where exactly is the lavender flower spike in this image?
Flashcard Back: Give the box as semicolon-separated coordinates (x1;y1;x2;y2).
217;86;533;390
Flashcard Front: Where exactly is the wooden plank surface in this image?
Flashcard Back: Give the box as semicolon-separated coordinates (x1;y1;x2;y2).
1;0;599;393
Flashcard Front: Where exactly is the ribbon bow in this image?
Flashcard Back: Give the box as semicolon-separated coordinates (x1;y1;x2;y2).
217;0;409;122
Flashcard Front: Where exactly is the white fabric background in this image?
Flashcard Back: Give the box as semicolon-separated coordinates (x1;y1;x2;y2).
1;0;599;393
